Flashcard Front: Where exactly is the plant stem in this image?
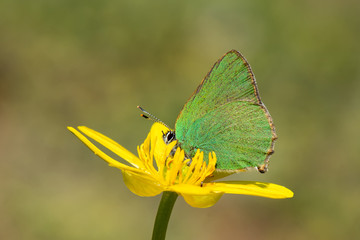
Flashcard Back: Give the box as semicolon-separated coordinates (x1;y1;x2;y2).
152;191;178;240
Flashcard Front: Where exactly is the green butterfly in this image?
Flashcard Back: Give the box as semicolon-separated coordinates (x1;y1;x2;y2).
141;50;276;174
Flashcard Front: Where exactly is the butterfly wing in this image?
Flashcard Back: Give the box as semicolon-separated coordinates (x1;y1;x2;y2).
175;50;276;172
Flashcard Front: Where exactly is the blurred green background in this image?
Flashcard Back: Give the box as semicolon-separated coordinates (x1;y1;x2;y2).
1;0;359;239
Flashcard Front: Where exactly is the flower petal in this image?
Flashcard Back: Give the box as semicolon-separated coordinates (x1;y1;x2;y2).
122;170;164;197
205;181;294;199
149;123;173;162
77;126;145;168
169;184;224;208
67;127;143;174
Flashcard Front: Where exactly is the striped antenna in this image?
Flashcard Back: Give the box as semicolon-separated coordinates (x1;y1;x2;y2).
137;106;170;129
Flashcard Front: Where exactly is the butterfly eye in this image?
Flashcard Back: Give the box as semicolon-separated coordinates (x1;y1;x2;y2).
163;131;175;144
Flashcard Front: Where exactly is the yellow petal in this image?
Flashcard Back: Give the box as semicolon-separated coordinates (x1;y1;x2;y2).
122;170;164;197
182;192;224;208
150;122;173;161
67;127;143;174
206;181;294;199
77;126;145;169
169;184;224;208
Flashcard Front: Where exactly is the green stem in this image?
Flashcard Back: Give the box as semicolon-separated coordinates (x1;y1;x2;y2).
152;191;178;240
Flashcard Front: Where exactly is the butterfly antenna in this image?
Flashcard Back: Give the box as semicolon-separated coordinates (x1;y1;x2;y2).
137;106;170;129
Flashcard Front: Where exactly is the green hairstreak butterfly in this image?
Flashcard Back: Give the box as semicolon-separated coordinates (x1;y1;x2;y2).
140;50;276;174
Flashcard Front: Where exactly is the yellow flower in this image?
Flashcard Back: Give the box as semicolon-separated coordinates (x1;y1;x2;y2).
68;123;293;208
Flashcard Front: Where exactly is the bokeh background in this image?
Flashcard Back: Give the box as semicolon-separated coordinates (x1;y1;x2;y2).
1;0;359;239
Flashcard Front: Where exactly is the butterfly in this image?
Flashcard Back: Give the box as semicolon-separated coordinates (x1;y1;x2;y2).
139;50;276;174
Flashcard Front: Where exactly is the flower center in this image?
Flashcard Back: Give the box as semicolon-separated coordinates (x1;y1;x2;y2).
137;134;216;187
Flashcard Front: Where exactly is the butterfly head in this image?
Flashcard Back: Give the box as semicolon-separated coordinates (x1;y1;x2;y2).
162;130;176;145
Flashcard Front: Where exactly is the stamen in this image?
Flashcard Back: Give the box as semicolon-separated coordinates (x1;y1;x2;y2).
137;124;217;188
166;148;179;184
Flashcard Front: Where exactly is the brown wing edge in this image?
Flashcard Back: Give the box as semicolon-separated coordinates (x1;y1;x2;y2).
176;50;277;174
230;50;277;173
